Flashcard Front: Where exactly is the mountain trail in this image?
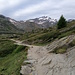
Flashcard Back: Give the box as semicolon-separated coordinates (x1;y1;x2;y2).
11;37;75;75
11;39;49;75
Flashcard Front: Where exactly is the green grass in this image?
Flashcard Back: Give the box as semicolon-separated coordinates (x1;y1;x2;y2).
22;30;58;45
55;48;66;54
69;39;75;47
21;27;75;45
0;40;17;57
0;40;28;75
34;42;50;46
58;29;75;39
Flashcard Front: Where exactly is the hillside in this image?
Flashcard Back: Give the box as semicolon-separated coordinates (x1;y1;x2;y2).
19;20;75;45
0;15;22;34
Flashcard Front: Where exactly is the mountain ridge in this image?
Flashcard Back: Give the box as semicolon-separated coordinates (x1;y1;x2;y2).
0;15;20;34
0;14;75;33
8;16;57;32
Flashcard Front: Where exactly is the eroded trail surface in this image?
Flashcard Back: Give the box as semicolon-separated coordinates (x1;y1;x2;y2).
11;39;48;75
11;35;75;75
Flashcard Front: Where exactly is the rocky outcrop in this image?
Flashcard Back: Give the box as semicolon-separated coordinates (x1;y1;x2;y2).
46;35;75;52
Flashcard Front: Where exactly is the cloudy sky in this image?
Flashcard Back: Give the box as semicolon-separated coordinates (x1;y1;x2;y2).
0;0;75;20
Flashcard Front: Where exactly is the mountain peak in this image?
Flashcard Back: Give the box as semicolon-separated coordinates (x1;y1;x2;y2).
38;16;51;20
27;16;57;25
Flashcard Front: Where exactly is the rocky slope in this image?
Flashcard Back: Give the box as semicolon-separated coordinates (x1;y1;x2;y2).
14;34;75;75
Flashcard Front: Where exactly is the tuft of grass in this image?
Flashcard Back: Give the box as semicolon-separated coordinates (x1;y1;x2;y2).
13;45;26;53
52;46;67;54
69;39;75;47
55;48;66;54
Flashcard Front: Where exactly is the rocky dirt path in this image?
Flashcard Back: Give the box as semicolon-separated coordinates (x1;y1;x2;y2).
11;39;48;75
11;36;75;75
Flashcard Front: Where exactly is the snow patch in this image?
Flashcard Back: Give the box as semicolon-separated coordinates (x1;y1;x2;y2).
9;19;16;24
29;20;34;22
37;21;46;24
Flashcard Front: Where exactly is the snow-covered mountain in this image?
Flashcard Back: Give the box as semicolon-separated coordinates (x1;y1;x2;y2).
8;16;57;32
27;16;57;25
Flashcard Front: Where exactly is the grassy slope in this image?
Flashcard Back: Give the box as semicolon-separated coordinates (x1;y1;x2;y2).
19;21;75;45
0;39;28;75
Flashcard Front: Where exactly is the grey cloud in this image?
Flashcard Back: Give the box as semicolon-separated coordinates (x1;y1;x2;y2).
0;0;75;20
